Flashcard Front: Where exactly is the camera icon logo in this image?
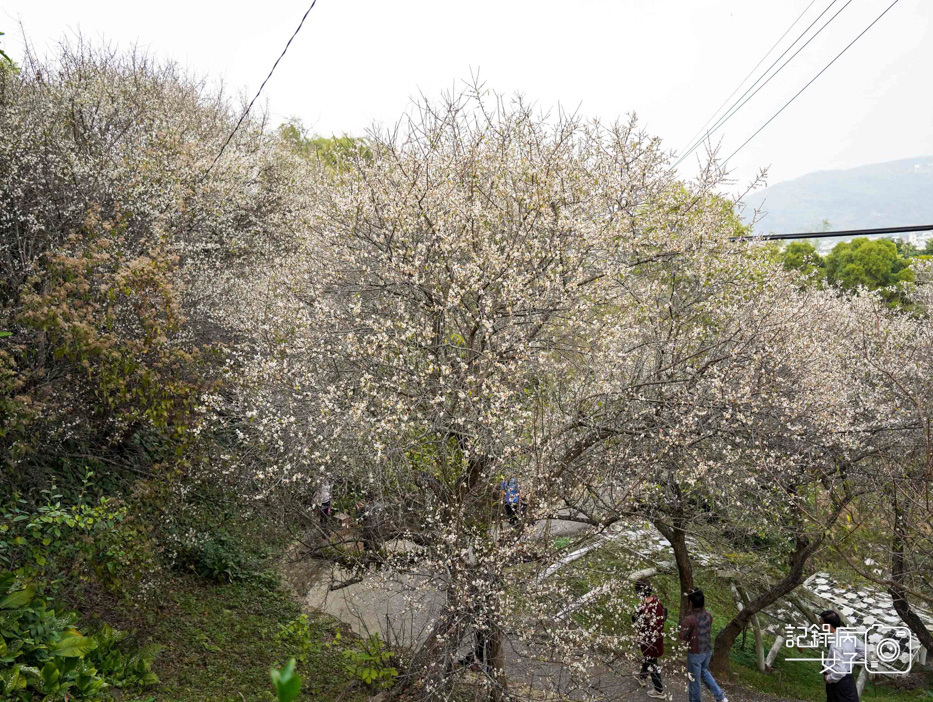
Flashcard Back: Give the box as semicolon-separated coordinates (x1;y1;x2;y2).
866;625;915;675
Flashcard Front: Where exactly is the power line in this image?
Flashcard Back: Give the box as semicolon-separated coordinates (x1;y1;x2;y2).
676;0;853;168
200;0;319;181
675;0;852;169
677;0;819;158
722;0;903;166
732;223;933;242
675;0;844;167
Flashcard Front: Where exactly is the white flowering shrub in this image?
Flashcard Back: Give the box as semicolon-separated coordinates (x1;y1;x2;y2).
222;86;840;695
0;41;316;491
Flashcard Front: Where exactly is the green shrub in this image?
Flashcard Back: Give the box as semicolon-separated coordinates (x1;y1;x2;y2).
275;614;324;662
0;479;155;596
339;632;398;690
0;573;159;700
193;533;252;582
171;530;274;585
87;624;160;690
156;479;281;586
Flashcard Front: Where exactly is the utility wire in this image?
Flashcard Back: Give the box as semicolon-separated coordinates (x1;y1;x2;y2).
723;0;903;166
200;0;319;181
674;0;849;169
678;0;819;158
676;0;841;166
685;0;852;163
733;223;933;242
677;0;854;168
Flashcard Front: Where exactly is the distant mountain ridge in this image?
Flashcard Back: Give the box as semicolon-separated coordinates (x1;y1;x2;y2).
743;156;933;235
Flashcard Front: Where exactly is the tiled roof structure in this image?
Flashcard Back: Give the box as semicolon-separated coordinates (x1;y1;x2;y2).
544;523;931;675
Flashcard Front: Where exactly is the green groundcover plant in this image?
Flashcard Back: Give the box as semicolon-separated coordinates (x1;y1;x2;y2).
0;573;160;700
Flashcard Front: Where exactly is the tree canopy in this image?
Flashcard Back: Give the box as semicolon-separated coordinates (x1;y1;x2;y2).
780;235;918;305
825;237;914;291
278;118;371;170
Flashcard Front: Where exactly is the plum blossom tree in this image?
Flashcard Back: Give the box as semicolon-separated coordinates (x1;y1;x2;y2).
232;86;860;696
821;279;933;655
543;235;881;675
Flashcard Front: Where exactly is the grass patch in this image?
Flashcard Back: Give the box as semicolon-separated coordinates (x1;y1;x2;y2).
731;633;933;701
103;572;367;702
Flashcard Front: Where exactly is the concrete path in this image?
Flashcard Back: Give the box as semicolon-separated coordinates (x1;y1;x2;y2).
303;563;444;649
286;521;804;701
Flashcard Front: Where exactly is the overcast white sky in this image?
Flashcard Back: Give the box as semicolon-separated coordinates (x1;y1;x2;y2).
2;0;930;188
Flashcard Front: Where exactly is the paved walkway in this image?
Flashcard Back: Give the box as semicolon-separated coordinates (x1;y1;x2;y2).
286;521;806;701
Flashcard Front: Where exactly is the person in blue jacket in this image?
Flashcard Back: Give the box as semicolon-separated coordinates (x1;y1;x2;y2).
500;478;524;525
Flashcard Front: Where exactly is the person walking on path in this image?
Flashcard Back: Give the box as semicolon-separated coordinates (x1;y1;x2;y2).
632;579;667;698
500;478;524;525
819;610;864;702
457;622;489;673
315;480;332;534
680;589;729;702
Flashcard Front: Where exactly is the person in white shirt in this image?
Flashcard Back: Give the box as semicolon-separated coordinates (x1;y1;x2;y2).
819;610;865;702
315;481;332;533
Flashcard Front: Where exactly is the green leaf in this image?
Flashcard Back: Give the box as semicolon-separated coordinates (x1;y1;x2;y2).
0;331;12;338
2;638;24;661
57;656;80;676
0;584;34;609
270;658;301;702
40;661;60;691
49;633;97;657
1;664;20;693
17;665;40;684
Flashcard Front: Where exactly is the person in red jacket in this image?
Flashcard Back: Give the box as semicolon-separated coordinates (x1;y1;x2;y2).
632;579;667;698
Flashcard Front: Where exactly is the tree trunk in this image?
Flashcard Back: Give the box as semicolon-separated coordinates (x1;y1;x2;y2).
745;592;767;673
654;518;694;622
400;610;459;700
789;593;820;625
710;535;817;677
888;495;933;656
488;622;507;702
729;582;765;672
765;635;784;669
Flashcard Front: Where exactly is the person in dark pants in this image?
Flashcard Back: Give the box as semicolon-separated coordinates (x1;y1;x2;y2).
680;589;728;702
501;478;524;525
631;579;667;698
454;561;497;675
469;626;489;672
316;481;332;534
456;627;490;673
820;610;864;702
